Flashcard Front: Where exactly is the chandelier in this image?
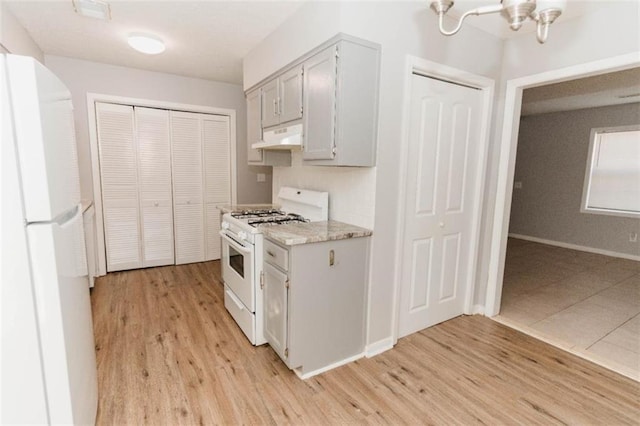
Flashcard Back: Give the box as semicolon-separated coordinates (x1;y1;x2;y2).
429;0;566;44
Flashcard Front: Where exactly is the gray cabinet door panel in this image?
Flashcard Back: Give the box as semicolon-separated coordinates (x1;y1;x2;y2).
246;89;263;163
263;261;289;364
302;45;337;161
279;66;303;124
261;79;279;128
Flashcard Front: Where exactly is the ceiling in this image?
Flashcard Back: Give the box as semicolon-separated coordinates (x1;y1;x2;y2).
5;0;306;84
521;68;640;116
6;0;638;114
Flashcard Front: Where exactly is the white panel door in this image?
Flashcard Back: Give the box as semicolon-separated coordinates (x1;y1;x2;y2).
171;112;203;205
203;115;230;261
96;103;142;272
174;203;205;264
135;107;174;267
398;74;483;338
171;111;204;264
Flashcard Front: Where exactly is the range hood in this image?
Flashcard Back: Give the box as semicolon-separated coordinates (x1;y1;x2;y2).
252;123;302;150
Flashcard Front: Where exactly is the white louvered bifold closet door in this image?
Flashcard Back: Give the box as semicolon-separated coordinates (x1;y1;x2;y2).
96;103;142;272
203;115;231;261
171;111;205;265
135;107;174;267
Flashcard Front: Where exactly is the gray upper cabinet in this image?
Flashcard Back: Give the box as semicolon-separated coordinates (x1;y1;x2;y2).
247;88;291;167
261;79;280;128
245;34;380;167
279;66;304;124
302;45;337;161
302;39;380;167
261;65;303;129
246;88;263;163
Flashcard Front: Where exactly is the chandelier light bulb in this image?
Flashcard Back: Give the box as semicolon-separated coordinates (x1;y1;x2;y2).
428;0;565;44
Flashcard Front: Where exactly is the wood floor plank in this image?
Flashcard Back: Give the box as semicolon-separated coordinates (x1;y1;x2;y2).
91;261;640;425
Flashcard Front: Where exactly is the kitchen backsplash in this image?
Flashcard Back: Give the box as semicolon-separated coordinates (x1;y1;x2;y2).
272;152;376;229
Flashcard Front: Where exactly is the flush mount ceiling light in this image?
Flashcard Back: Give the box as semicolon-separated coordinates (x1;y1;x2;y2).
127;33;165;55
429;0;566;44
72;0;111;20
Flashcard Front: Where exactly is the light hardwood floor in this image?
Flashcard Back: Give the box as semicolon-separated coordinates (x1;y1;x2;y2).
91;261;640;425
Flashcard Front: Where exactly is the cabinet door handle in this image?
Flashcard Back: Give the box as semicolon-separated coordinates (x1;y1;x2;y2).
329;249;335;266
266;250;276;258
273;99;278;116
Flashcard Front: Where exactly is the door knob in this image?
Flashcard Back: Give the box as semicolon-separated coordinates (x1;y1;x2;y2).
439;222;445;228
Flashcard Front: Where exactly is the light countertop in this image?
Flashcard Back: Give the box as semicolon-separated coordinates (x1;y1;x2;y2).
217;204;278;214
259;220;372;246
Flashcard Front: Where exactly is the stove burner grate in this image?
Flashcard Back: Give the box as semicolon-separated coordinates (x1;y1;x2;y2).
230;209;285;219
248;214;310;227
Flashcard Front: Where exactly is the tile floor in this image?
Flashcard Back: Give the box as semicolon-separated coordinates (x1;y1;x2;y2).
497;237;640;380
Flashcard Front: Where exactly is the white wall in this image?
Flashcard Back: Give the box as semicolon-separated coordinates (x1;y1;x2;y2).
273;154;376;229
0;2;43;61
244;1;504;347
474;0;640;307
44;55;272;205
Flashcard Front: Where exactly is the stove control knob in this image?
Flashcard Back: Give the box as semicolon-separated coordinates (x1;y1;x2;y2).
221;222;230;230
238;231;248;241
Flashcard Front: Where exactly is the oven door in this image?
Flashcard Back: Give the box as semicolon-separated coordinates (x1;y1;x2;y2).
220;230;255;312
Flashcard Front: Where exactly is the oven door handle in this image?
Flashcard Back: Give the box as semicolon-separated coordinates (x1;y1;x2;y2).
219;231;252;254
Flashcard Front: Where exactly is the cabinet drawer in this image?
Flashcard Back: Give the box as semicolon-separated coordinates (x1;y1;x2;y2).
264;239;289;271
224;285;256;343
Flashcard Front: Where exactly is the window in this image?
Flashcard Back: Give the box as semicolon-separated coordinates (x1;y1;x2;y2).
582;125;640;217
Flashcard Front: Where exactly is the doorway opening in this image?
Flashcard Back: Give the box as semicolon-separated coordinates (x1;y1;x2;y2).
486;56;640;381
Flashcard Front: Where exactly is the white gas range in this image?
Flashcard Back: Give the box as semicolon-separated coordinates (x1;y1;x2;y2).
219;187;328;345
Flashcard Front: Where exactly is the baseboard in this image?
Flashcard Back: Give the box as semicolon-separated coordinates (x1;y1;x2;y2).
468;304;485;315
294;352;365;380
365;337;394;358
508;233;640;261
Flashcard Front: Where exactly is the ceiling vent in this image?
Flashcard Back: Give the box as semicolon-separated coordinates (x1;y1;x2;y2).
72;0;111;21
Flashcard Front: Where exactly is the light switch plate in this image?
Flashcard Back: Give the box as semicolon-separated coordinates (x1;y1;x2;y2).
257;173;266;183
514;181;522;189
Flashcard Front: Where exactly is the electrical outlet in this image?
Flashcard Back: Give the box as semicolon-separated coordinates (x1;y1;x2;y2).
514;181;523;189
257;173;266;183
630;232;638;243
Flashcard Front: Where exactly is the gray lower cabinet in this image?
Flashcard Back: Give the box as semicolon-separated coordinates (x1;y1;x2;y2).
262;236;369;376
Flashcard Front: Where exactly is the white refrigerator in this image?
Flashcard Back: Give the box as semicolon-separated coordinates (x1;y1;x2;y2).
1;54;98;425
